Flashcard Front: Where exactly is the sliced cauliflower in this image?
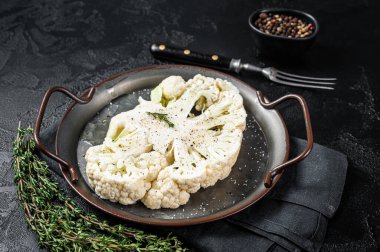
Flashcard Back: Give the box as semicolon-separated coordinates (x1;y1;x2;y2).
85;74;247;209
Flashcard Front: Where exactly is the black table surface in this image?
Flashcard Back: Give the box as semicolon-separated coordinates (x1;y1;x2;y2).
0;0;379;251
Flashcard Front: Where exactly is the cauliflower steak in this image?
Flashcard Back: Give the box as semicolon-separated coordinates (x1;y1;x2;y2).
85;74;247;209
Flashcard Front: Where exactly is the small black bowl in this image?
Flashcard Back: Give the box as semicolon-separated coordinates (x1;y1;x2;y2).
248;8;319;57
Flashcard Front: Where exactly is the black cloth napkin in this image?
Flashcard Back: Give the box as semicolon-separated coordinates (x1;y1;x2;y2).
162;138;347;252
40;125;347;252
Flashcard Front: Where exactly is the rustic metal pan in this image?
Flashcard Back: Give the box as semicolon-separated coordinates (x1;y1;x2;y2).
34;64;313;226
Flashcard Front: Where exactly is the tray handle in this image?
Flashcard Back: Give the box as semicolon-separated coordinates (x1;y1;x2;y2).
34;86;96;182
256;91;314;188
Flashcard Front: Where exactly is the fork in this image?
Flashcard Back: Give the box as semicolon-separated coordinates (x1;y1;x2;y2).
150;43;336;90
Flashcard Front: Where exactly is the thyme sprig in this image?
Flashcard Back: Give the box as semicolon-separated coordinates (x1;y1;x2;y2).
12;126;186;252
147;112;175;128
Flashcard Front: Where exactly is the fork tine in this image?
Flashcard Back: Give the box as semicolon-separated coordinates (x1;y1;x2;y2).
276;70;337;81
272;78;335;90
277;74;336;85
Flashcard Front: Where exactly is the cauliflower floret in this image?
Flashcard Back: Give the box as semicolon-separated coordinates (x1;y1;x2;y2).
142;169;190;209
151;76;187;104
85;74;247;209
161;76;187;99
197;129;243;187
134;151;168;181
86;148;167;205
86;160;148;204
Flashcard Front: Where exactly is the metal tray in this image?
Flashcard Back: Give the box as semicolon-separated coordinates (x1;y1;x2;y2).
34;64;313;226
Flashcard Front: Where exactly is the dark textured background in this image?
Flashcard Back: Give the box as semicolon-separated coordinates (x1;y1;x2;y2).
0;0;379;251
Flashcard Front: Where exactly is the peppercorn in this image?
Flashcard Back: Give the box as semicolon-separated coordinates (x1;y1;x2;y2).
254;12;315;38
259;12;267;19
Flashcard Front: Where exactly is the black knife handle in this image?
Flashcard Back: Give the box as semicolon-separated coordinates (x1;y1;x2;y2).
150;43;232;71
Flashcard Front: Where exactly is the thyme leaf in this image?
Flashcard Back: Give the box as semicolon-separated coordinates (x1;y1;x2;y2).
147;112;175;127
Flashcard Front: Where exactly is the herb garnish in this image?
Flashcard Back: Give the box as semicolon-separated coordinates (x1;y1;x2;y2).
147;112;175;127
13;126;185;251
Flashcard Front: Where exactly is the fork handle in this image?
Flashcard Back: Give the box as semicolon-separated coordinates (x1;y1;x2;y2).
150;43;233;71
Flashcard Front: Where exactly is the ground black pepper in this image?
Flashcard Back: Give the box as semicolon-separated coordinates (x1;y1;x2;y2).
254;12;314;38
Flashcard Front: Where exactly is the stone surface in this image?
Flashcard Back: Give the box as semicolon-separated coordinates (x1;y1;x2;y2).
0;0;379;251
